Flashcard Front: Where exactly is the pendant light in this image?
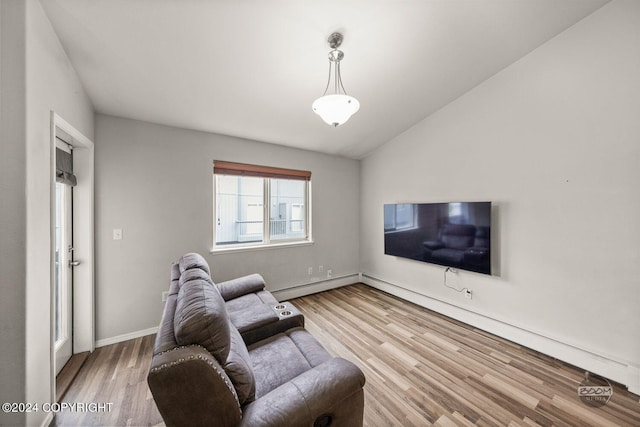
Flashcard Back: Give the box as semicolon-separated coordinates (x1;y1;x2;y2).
312;32;360;127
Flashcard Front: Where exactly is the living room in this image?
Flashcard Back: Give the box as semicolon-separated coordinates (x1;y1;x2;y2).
1;0;639;426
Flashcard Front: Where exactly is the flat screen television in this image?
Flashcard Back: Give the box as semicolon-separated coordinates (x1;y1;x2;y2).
384;202;492;275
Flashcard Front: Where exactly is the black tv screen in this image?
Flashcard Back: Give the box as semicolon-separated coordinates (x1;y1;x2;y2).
384;202;492;275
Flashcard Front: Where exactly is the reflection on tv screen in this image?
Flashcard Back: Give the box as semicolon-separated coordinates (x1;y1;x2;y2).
384;202;491;275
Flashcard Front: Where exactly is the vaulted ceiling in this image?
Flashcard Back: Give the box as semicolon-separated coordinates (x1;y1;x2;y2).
42;0;609;159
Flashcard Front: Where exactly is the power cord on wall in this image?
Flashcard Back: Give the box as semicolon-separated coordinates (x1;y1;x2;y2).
443;267;470;294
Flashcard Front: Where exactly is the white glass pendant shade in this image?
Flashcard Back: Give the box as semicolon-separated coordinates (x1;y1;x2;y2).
312;94;360;127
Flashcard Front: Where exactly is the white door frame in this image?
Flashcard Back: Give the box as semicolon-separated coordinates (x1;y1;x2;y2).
50;112;95;377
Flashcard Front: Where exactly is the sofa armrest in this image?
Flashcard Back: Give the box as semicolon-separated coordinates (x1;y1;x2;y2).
241;357;365;427
148;345;241;427
240;303;305;346
217;274;266;301
229;303;279;334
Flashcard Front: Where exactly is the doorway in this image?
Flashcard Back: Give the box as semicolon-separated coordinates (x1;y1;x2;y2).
51;112;95;398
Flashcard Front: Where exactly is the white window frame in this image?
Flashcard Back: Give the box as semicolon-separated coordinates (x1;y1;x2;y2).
211;165;313;253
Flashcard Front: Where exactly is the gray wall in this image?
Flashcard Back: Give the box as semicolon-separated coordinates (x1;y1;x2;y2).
361;0;640;384
1;1;94;426
94;115;360;342
0;2;27;425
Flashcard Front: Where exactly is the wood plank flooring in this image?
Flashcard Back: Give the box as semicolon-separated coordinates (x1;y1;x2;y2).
56;351;90;402
53;334;163;427
55;283;640;426
294;284;640;427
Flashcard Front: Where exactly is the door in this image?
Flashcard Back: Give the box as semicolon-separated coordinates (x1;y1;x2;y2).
54;142;74;374
51;113;95;398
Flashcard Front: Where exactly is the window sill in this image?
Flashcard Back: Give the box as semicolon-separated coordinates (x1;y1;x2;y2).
210;239;314;255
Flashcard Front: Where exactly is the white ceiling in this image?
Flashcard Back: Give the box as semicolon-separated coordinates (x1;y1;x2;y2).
42;0;609;159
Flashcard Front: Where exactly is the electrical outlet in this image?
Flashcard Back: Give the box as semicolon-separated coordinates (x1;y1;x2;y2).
161;291;169;302
308;267;313;275
464;289;472;299
327;269;332;278
113;228;123;240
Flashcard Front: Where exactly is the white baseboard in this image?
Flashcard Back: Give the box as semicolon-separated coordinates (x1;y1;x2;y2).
629;365;640;396
361;274;640;396
95;326;158;348
271;274;359;301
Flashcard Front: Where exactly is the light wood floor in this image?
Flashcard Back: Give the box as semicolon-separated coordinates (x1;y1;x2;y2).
55;284;640;426
296;284;640;426
54;334;163;427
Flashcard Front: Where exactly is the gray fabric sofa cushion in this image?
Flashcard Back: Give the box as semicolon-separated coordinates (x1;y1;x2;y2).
173;277;256;405
168;263;180;296
224;326;256;404
284;328;331;367
178;252;211;276
229;304;279;334
248;327;332;398
216;273;266;301
174;279;231;364
241;357;366;426
153;292;179;354
225;291;277;314
179;268;213;289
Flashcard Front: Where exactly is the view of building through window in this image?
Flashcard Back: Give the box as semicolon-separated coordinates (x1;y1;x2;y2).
215;175;307;246
270;178;306;241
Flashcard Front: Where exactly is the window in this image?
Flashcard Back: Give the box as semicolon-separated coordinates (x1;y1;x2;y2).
213;161;311;249
448;202;470;224
384;203;416;231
